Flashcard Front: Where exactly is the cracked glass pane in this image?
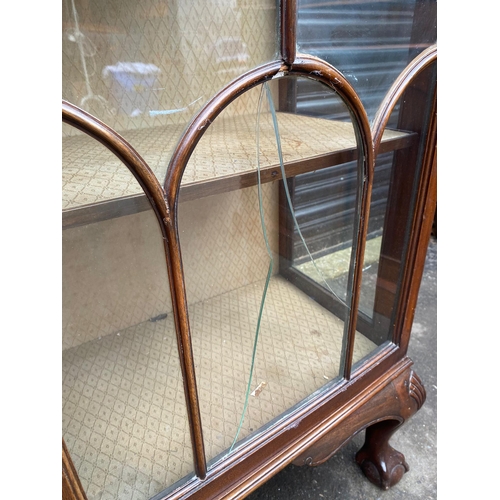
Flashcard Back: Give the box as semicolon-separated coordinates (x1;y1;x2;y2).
178;76;378;466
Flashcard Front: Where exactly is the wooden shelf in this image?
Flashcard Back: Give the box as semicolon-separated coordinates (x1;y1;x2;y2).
62;112;414;229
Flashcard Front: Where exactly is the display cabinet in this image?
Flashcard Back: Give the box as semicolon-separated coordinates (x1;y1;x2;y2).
62;1;437;499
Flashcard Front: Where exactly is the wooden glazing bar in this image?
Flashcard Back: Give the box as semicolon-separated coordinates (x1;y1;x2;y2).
152;348;407;500
281;0;297;65
368;48;437;347
286;57;374;380
62;101;208;480
63;439;88;500
164;56;373;387
372;44;437;155
393;88;437;353
160;63;288;479
62;102;167;219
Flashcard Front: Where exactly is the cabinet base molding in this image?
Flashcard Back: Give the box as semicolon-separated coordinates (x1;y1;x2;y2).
293;364;426;490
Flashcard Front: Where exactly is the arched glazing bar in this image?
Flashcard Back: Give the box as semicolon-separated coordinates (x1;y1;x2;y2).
63;1;437;487
62;101;168;222
62;29;436;491
372;44;437;155
163;53;374;448
369;44;437;354
61;0;437;495
62;101;210;480
160;36;437;482
369;44;437;353
61;1;325;483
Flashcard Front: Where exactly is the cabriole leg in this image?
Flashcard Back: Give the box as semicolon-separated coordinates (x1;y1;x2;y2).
355;419;409;490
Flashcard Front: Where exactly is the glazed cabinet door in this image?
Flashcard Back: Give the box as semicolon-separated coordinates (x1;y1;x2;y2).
62;1;436;499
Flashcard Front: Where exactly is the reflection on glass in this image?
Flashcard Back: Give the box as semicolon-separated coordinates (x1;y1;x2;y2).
290;159;358;307
358;151;395;318
62;141;194;499
62;0;278;116
297;0;437;122
62;0;278;183
61;0;437;495
354;60;435;357
296;0;437;362
288;153;404;342
177;77;378;465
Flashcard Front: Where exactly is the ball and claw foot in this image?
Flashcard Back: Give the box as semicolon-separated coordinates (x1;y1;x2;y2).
355;420;410;490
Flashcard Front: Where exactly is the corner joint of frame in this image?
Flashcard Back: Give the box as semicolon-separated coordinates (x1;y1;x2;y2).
277;60;292;76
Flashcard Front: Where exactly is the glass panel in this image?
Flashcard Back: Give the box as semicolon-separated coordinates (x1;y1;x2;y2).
296;0;437;361
358;151;395;318
297;0;437;122
291;152;399;323
277;73;412;355
177;76;377;465
353;64;436;356
62;0;278;185
62;139;195;499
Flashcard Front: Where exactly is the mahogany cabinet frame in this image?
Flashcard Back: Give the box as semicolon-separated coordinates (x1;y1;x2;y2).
62;1;437;498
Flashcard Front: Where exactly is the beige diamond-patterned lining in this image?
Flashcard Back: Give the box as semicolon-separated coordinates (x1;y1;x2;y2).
63;275;376;500
62;3;382;499
63;183;279;351
63;318;193;500
178;182;279;309
63;0;277;135
62;208;173;351
62;111;407;211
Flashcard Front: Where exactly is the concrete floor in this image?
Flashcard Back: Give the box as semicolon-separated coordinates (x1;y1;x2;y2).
247;238;437;500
